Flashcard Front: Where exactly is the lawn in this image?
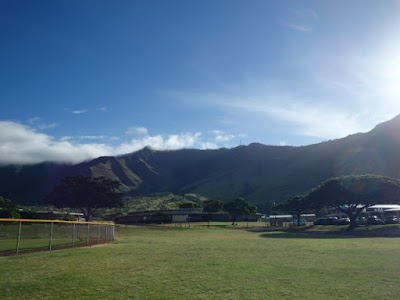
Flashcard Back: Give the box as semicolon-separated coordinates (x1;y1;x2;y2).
1;225;399;299
0;238;81;252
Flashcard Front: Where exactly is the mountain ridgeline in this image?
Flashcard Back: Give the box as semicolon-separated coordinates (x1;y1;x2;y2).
2;115;400;212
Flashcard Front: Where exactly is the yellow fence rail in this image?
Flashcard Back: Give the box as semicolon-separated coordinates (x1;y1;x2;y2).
0;218;115;256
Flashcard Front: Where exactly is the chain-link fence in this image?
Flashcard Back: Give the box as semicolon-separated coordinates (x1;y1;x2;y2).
0;218;115;256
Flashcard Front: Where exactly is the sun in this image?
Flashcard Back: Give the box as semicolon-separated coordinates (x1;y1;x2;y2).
374;43;400;99
360;39;400;117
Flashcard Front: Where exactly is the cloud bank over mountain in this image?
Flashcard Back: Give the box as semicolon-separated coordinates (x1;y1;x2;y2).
0;121;236;165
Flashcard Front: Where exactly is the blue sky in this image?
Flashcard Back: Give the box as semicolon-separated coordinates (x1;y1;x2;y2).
1;0;400;164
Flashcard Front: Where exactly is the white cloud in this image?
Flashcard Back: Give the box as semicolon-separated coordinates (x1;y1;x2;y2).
27;117;57;130
125;126;149;136
209;130;224;135
114;132;204;155
0;121;231;165
212;131;235;143
38;122;58;130
166;58;400;143
281;9;317;33
0;121;111;165
164;132;202;149
200;142;219;149
223;97;366;139
166;87;367;140
71;109;87;114
282;22;312;33
27;117;41;124
60;136;72;142
76;135;107;140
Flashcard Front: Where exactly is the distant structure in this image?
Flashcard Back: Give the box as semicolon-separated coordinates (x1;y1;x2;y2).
114;208;263;224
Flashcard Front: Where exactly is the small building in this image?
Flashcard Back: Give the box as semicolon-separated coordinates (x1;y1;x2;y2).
19;210;84;221
264;214;293;227
115;208;204;224
366;204;400;218
326;204;400;220
114;209;263;224
262;214;316;227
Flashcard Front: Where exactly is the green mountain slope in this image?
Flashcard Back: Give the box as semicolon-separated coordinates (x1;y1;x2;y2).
2;115;400;212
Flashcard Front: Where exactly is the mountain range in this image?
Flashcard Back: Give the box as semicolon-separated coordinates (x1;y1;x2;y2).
2;115;400;213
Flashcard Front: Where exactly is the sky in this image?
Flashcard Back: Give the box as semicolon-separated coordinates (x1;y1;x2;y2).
1;0;400;165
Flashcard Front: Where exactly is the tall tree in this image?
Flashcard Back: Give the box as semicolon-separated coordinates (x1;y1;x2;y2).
224;197;257;225
302;174;400;229
44;176;124;221
0;196;20;218
203;200;223;213
178;201;199;209
203;199;224;222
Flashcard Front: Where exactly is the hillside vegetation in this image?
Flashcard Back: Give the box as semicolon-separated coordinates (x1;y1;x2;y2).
2;115;400;212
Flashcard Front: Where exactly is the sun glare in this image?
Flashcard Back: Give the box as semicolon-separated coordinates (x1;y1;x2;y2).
358;40;400;117
375;44;400;99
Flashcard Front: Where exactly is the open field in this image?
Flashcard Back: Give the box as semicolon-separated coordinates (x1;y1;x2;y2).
0;238;77;252
1;225;400;300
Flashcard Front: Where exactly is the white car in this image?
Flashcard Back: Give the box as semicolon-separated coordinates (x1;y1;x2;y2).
293;219;307;226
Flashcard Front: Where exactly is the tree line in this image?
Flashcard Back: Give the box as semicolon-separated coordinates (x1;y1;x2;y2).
6;173;398;229
275;174;400;229
1;175;257;224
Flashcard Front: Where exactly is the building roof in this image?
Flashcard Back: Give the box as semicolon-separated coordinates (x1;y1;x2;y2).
384;208;400;212
368;204;400;209
127;208;204;216
267;215;293;219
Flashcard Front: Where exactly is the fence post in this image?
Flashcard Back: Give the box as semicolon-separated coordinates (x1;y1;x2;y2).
72;223;76;248
112;225;115;241
86;224;90;246
16;220;22;255
49;222;54;251
105;225;108;243
97;224;100;244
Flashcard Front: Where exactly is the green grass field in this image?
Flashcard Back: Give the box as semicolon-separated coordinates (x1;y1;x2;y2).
1;225;399;299
0;238;81;252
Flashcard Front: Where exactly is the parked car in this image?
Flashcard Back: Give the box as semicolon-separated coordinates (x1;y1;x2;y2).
314;218;327;225
335;218;350;225
293;219;307;226
314;217;341;225
356;216;367;225
325;217;338;225
366;216;385;225
384;216;399;224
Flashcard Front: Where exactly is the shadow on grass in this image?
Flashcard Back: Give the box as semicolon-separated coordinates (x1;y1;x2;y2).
256;226;400;239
